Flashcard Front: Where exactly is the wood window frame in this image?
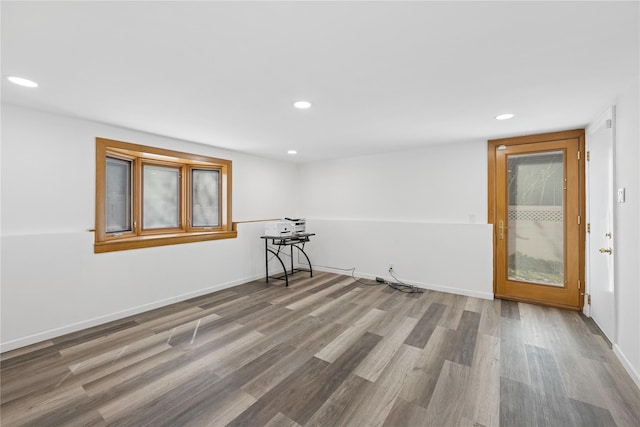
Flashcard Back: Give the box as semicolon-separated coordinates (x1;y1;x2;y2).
95;137;235;253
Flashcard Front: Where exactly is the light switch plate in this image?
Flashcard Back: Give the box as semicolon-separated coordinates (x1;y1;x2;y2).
617;188;625;203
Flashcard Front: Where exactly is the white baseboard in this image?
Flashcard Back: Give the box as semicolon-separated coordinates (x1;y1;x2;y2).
614;344;640;390
0;273;264;353
313;266;494;301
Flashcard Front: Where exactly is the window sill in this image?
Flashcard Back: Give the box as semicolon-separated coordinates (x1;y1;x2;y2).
94;230;237;253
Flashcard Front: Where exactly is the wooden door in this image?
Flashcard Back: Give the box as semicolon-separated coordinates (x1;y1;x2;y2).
488;130;585;310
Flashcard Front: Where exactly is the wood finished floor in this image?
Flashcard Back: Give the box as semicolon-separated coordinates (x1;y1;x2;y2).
2;272;640;426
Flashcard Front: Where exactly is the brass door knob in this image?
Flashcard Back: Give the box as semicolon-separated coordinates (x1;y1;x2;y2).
599;247;612;254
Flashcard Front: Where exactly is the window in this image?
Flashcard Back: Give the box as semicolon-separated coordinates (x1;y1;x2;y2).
95;138;235;253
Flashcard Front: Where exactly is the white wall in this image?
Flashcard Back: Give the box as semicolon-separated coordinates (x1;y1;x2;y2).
297;141;487;223
0;104;297;351
611;77;640;387
296;142;494;299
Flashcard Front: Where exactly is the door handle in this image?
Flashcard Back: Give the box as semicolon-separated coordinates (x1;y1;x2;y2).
599;247;612;255
498;220;508;240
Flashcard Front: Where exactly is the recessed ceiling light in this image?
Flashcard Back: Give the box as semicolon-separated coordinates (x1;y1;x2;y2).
293;100;311;109
495;113;515;120
7;76;38;88
288;150;297;155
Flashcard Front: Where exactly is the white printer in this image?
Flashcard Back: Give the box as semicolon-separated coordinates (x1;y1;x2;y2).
264;221;293;237
264;218;306;236
285;218;306;235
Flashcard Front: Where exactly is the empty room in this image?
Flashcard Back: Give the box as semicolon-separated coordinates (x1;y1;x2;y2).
1;1;639;426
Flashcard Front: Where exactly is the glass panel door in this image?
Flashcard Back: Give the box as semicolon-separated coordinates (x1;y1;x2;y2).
491;132;583;310
507;151;564;286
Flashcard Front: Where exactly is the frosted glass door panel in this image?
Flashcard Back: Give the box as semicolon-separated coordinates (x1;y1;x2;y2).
191;169;220;227
143;164;180;229
507;151;564;286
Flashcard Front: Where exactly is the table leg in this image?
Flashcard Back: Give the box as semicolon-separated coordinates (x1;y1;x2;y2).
265;238;269;283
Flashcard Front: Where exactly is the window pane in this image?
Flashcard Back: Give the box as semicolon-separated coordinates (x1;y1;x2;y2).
507;151;564;286
105;157;132;233
143;164;180;229
191;169;220;227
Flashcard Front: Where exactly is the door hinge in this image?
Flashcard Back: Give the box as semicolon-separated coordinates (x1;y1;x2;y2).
586;151;590;161
588;294;592;305
578;279;581;290
578;215;581;225
587;223;591;233
578;151;581;160
606;119;612;129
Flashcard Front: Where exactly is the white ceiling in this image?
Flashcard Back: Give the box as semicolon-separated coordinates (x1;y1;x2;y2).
2;1;638;163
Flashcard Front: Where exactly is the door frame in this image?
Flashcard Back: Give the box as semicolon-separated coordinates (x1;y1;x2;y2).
488;129;586;310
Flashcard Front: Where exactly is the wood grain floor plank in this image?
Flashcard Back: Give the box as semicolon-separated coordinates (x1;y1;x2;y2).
286;331;383;425
399;326;450;408
121;342;295;426
463;334;500;427
3;272;640;427
0;339;54;362
526;343;580;427
598;360;640;427
304;374;373;427
1;385;90;425
477;299;501;338
500;300;521;320
315;308;385;363
329;300;376;327
500;317;530;384
569;398;618;427
438;293;468;330
324;278;362;299
519;303;562;350
285;277;355;311
68;331;174;377
289;318;351;354
464;294;485;313
354;315;418;382
554;346;611;409
381;396;429;427
264;412;302;427
347;284;390;308
308;288;361;319
195;293;246;312
81;346;186;396
226;356;329;427
338;344;421;427
499;376;539;427
452;310;481;367
104;365;225;426
375;290;408;312
423;360;472;426
1;358;70;404
267;273;341;305
404;302;446;349
144;306;208;334
97;330;263;420
242;348;316;400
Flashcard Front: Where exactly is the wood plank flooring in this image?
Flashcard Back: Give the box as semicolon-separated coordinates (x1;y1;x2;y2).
2;272;640;426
